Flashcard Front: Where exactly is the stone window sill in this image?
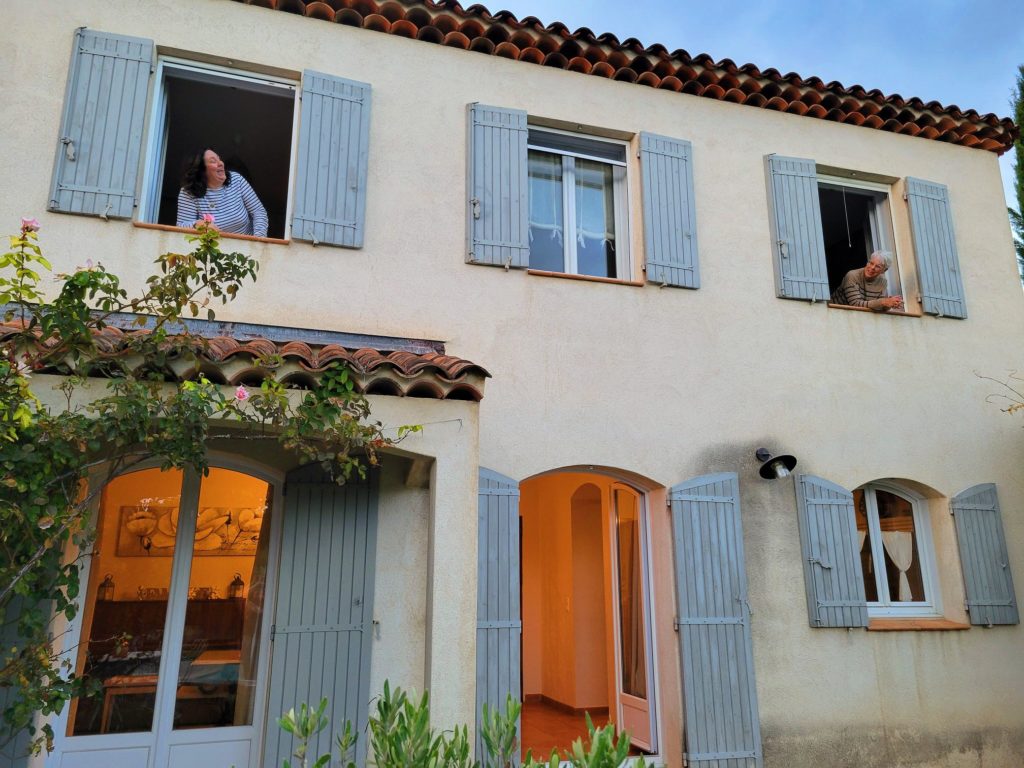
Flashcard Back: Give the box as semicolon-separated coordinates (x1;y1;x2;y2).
827;303;920;318
133;222;289;246
527;269;644;287
867;618;969;631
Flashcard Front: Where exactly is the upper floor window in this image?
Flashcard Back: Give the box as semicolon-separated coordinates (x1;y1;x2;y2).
48;29;371;248
817;175;903;305
139;60;298;240
527;129;630;279
854;482;939;616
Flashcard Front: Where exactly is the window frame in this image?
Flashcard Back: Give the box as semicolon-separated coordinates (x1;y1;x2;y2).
137;56;302;239
857;481;941;617
526;126;632;280
817;173;904;301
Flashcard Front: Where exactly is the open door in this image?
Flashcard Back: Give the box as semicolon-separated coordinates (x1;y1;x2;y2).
611;485;656;753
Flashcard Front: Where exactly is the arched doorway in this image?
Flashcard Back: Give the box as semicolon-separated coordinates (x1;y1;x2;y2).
519;470;658;758
52;462;280;768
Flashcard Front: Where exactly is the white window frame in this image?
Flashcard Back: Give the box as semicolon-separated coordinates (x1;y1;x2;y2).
858;481;941;617
817;174;903;299
527;127;631;279
138;57;301;238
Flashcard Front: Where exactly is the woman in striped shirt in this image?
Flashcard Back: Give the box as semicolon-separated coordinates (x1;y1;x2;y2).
176;148;269;237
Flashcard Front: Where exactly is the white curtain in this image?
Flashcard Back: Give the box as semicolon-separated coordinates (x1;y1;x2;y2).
881;531;914;601
857;531;870;573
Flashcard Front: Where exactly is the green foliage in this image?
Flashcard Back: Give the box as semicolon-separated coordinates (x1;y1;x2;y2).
0;220;407;760
277;698;356;768
479;694;521;768
1011;64;1024;281
524;713;642;768
368;681;474;768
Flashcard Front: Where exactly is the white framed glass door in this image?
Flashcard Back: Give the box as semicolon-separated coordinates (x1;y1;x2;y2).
610;484;657;753
51;464;279;768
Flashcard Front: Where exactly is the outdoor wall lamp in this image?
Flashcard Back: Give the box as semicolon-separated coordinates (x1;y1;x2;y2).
755;448;797;479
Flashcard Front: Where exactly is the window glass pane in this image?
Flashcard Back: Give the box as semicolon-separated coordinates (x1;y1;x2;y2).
614;489;647;699
69;469;184;736
574;159;617;278
853;489;879;602
173;468;273;729
528;150;565;272
875;490;925;603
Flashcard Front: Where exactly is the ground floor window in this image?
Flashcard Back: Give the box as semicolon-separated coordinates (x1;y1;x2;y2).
854;482;939;616
69;466;274;736
818;175;902;301
140;60;297;239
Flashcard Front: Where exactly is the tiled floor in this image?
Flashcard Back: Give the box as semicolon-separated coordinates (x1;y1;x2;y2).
520;699;611;760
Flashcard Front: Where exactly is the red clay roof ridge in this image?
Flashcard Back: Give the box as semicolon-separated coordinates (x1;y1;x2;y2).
235;0;1018;154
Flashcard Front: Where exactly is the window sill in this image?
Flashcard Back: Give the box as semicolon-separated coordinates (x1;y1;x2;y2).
827;303;920;318
133;222;289;246
867;618;970;631
527;269;644;287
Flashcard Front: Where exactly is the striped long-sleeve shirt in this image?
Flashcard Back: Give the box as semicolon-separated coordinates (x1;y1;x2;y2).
176;172;269;237
830;267;891;310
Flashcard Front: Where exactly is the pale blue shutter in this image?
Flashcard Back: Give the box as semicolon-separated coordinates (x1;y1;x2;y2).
906;177;967;318
466;104;530;268
475;468;521;763
292;71;372;248
764;155;829;301
794;475;868;628
951;484;1018;626
263;465;379;768
0;599;30;768
670;473;762;768
48;28;153;219
640;132;699;288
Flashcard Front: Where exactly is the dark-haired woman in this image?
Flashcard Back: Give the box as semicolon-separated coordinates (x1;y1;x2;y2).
176;149;268;237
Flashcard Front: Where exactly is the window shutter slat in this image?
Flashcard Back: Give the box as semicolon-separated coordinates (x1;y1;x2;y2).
670;473;762;768
292;70;371;248
467;104;529;268
764;155;829;301
906;177;966;318
263;466;378;768
475;468;521;763
951;484;1018;626
48;29;153;219
640;132;700;288
795;475;868;628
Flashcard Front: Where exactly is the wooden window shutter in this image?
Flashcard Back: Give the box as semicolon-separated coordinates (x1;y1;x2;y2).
466;104;530;268
764;155;829;301
951;484;1018;626
670;472;763;768
475;467;522;763
48;28;154;219
263;465;379;768
794;475;869;628
640;132;700;288
906;177;967;318
292;70;372;248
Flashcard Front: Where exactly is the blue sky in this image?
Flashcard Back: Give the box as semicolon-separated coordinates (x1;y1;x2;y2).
492;0;1023;209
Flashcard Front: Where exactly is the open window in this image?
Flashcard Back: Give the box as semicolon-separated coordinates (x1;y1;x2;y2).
527;128;630;279
817;175;902;301
854;482;939;617
140;60;298;240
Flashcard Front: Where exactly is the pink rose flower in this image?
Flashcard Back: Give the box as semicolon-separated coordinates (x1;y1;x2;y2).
202;213;215;224
235;385;250;402
20;217;40;233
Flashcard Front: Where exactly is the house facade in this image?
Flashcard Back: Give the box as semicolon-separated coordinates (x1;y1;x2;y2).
2;1;1022;767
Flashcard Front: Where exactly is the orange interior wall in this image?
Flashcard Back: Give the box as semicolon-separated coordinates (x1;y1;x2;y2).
570;484;609;709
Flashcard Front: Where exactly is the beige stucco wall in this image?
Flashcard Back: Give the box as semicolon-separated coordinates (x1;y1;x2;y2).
5;1;1024;765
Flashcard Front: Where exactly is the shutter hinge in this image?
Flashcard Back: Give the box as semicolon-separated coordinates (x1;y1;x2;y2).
270;623;276;639
903;191;909;201
673;616;680;631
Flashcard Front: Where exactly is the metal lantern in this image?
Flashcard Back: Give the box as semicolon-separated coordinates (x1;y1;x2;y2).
98;574;115;601
229;572;245;599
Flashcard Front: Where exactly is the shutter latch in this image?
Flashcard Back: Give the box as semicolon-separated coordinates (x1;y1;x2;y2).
673;616;680;631
471;198;481;219
61;137;76;162
809;556;833;570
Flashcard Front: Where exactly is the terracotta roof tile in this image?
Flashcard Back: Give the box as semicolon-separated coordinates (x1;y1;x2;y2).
231;0;1017;152
1;321;489;401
